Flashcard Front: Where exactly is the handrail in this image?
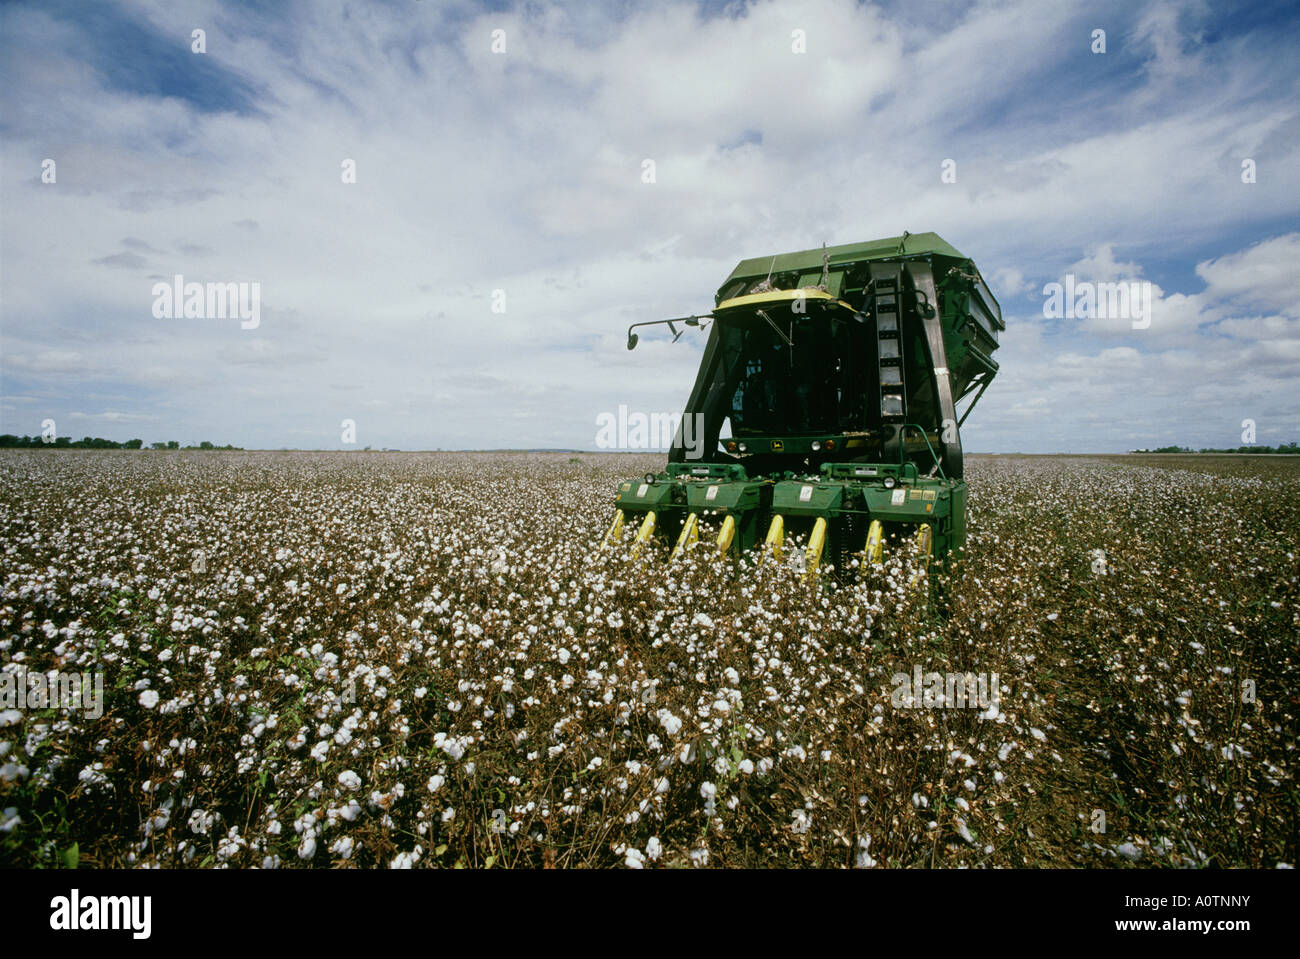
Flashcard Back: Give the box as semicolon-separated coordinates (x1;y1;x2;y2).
898;423;946;480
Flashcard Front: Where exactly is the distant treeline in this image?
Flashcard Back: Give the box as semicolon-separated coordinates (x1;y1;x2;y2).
0;436;243;450
1133;443;1299;454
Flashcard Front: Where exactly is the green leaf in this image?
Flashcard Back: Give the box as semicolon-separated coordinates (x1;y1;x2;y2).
435;844;448;856
485;855;496;868
63;843;79;869
731;747;743;763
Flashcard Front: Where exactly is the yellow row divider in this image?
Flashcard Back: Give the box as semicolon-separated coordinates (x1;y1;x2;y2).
909;523;932;586
671;512;700;559
601;509;626;550
630;511;657;558
802;516;828;584
865;519;884;566
763;514;785;562
716;515;736;554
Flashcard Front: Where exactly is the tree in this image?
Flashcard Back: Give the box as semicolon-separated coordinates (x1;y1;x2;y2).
124;439;143;449
166;441;179;450
150;442;167;450
199;441;215;450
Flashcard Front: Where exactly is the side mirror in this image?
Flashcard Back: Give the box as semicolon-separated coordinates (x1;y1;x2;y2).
627;332;639;350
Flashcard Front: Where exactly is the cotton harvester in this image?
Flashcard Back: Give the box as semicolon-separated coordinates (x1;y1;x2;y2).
602;232;1002;581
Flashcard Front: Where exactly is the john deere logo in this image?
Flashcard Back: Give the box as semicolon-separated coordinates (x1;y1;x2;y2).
771;440;784;451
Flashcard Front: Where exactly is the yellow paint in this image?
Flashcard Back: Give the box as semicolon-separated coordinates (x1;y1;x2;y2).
910;523;932;586
716;288;856;312
764;514;785;561
672;512;700;559
803;516;827;584
865;520;883;566
716;515;736;554
630;511;656;559
601;509;625;549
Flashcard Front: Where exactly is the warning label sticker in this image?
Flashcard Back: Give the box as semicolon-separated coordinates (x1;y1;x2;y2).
800;485;814;502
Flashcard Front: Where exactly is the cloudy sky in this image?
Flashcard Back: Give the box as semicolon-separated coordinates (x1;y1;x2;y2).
1;0;1297;452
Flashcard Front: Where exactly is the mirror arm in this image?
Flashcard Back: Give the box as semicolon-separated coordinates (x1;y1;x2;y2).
626;314;712;350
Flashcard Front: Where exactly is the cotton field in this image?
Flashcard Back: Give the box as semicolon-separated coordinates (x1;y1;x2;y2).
0;450;1295;868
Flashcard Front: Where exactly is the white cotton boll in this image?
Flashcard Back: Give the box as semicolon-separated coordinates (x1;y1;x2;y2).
558;648;571;665
441;807;455;823
724;667;740;685
427;775;445;793
310;741;329;761
689;847;709;867
700;781;716;800
738;759;754;775
1030;728;1046;742
0;711;20;728
645;837;662;861
297;835;317;860
658;712;682;736
337;770;361;791
138;690;159;709
390;849;421;868
624;847;646;869
855;835;876;868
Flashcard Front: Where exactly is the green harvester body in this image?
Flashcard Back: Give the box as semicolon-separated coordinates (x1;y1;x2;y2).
611;231;1002;575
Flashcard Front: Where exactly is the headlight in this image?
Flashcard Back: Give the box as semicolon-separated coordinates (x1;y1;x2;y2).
883;476;896;489
811;441;821;451
738;442;747;452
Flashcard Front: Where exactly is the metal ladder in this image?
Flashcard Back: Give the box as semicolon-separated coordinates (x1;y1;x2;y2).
868;264;907;422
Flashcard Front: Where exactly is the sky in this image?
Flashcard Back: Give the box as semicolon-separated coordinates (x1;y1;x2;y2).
1;0;1297;453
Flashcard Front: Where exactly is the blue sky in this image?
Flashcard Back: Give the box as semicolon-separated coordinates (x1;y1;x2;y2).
1;0;1297;452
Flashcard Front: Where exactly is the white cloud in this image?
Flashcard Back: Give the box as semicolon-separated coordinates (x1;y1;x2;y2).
1;0;1297;452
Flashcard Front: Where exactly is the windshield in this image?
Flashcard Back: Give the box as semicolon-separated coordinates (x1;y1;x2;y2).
722;308;870;435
